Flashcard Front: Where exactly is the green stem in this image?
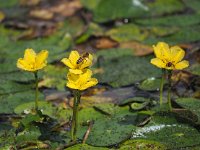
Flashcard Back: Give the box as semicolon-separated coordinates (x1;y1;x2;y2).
159;69;165;106
71;90;81;141
167;70;172;111
34;72;39;111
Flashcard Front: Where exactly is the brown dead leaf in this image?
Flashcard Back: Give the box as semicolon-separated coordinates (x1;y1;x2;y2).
4;21;29;29
50;0;82;17
83;87;107;96
30;9;54;20
15;20;57;39
16;24;57;40
179;43;194;49
93;37;119;49
120;41;153;56
172;71;192;84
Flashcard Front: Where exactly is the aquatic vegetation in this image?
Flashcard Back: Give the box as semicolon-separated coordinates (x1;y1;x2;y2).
62;50;98;141
17;48;48;111
150;42;189;111
1;0;200;149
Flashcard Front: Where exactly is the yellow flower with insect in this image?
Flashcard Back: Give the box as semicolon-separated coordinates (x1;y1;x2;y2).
150;42;189;70
62;50;97;141
67;69;98;90
17;48;48;72
61;50;93;74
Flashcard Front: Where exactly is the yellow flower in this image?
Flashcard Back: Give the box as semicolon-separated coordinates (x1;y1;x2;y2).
67;69;98;90
151;42;189;70
17;48;48;72
61;51;93;74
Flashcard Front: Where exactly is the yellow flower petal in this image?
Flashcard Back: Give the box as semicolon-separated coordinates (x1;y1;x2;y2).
170;46;185;63
150;58;166;68
79;78;98;90
61;58;75;69
67;72;79;82
66;69;97;90
36;50;48;69
24;48;36;63
17;58;32;71
69;69;83;74
67;81;79;90
153;42;170;59
17;49;48;72
78;69;92;85
175;60;189;70
69;50;80;67
79;53;93;69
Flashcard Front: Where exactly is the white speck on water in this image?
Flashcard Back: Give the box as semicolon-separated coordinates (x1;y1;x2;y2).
124;18;129;23
132;124;178;138
149;77;155;80
23;109;31;114
132;0;149;11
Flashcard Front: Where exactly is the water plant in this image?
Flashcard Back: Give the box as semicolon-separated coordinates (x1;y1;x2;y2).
61;51;98;141
150;42;189;111
17;48;48;112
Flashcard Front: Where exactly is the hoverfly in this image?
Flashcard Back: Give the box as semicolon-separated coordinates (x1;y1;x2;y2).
76;52;89;64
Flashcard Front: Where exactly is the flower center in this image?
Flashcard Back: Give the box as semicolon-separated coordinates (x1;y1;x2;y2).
166;62;173;67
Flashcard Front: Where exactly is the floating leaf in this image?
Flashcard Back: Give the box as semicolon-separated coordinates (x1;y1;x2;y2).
136;14;200;27
106;24;147;42
86;118;136;146
119;97;150;106
161;26;200;44
0;80;33;95
65;144;108;150
188;64;200;76
93;0;184;23
79;107;105;123
93;103;120;116
95;49;160;87
138;77;165;91
148;26;178;37
120;139;167;150
14;101;56;118
76;22;104;44
131;101;150;111
0;90;44;114
175;98;200;124
183;0;200;13
20;113;42;127
132;113;200;149
0;0;18;8
41;65;67;91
